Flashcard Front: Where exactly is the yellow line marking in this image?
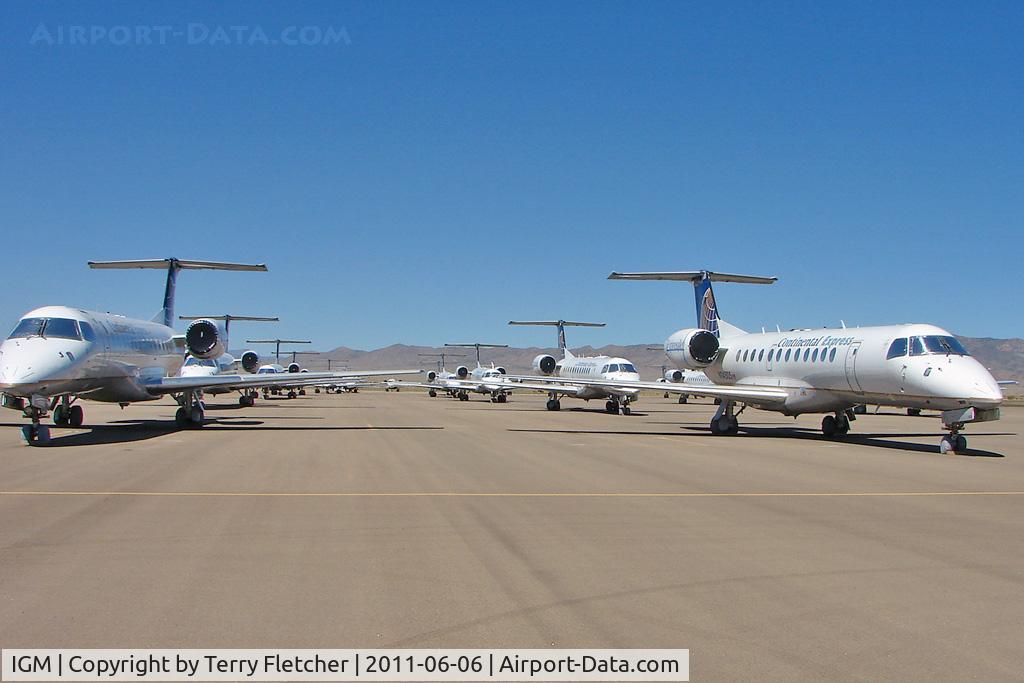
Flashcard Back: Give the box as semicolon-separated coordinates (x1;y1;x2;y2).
1;491;1023;499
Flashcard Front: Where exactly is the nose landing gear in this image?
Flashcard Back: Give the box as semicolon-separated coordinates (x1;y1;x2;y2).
940;423;968;454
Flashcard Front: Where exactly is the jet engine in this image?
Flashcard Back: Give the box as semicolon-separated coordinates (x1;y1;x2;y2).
533;354;557;375
240;351;260;373
288;362;301;373
664;369;684;383
665;328;720;369
495;366;506;375
427;370;437;382
184;319;225;360
455;365;469;379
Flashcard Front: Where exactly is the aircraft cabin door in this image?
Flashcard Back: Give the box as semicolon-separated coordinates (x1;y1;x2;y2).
845;342;863;393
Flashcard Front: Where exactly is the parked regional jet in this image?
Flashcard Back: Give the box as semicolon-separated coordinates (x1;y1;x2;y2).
418;352;466;397
0;258;419;444
441;343;512;402
564;270;1001;453
507;320;642;414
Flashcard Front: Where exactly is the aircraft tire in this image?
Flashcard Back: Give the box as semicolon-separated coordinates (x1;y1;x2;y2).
69;405;84;427
822;415;837;437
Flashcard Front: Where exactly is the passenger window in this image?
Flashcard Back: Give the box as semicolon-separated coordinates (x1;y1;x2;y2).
768;349;774;362
785;349;791;361
758;350;764;362
886;338;908;359
811;349;818;362
803;349;810;362
829;348;837;362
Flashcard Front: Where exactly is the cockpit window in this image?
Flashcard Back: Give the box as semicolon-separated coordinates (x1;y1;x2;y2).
8;318;46;339
909;336;926;356
921;335;969;356
7;317;81;340
608;364;620;372
886;338;908;359
620;363;637;373
184;356;217;367
79;321;96;341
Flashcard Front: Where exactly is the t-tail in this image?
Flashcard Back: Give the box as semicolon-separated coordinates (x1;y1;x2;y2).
608;270;777;339
88;258;268;329
508;320;606;360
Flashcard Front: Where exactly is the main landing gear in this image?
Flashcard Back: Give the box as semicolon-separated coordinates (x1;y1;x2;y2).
821;411;853;438
457;391;469;401
604;398;631;415
489;393;508;403
709;400;740;435
546;393;561;411
428;389;437;398
52;395;84;427
175;391;206;428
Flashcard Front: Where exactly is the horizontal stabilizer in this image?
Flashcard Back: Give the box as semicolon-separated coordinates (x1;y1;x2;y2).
608;271;776;285
508;320;606;327
89;259;267;272
180;315;279;322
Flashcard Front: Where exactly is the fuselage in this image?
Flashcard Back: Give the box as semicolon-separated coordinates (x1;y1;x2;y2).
0;305;184;403
555;355;641;399
666;323;1002;414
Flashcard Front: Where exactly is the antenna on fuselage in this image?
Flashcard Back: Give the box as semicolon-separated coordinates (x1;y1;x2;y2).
88;258;268;329
245;338;312;363
508;320;605;358
444;343;508;367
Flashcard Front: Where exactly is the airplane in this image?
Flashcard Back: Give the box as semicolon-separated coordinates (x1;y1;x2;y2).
245;339;318;398
0;258;420;444
551;269;1001;454
177;313;278;406
441;343;513;402
506;320;643;414
417;352;467;397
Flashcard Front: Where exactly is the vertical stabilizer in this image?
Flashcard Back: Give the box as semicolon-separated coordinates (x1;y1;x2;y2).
508;320;605;360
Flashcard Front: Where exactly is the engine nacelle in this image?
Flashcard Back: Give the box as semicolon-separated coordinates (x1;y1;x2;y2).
456;365;469;379
184;319;225;360
495;366;506;375
533;354;557;375
665;328;720;369
288;362;301;373
426;370;437;382
664;369;684;383
240;350;260;373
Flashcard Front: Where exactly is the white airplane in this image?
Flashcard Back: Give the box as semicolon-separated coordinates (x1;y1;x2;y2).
245;338;318;398
177;313;278;406
561;270;1001;454
507;320;643;414
441;343;513;402
418;352;467;397
0;258;419;444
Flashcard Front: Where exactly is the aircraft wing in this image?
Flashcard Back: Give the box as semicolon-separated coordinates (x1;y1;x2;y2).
506;375;789;404
144;369;421;396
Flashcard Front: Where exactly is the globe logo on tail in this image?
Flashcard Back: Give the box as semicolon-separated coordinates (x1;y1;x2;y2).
700;287;720;337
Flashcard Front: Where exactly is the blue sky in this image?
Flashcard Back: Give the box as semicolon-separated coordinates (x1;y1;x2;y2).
1;1;1020;350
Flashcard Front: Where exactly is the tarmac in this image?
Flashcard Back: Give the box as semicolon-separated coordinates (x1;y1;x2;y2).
1;390;1021;681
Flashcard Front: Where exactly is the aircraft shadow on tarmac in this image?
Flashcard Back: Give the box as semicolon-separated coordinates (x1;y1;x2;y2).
508;425;1010;457
1;420;443;447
